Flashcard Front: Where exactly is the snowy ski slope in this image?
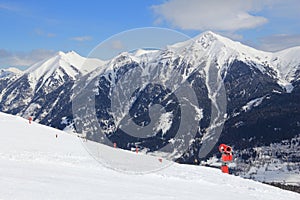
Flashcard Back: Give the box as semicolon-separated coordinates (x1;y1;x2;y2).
0;112;299;200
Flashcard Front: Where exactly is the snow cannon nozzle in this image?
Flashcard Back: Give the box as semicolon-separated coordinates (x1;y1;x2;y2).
219;144;232;154
226;146;232;154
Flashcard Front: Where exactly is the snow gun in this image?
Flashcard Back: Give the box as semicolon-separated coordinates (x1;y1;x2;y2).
219;144;233;174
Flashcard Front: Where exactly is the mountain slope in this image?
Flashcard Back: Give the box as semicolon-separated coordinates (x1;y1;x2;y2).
0;51;104;126
1;31;300;186
0;67;23;78
25;51;104;88
0;67;23;94
0;112;299;200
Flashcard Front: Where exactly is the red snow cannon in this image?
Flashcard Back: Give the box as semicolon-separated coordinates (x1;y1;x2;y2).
219;144;233;174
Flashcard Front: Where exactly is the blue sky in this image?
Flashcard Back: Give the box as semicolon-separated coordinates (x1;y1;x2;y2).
0;0;300;68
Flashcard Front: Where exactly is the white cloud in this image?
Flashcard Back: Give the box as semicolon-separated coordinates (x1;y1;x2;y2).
152;0;272;31
0;3;19;12
110;40;125;50
70;36;92;42
265;0;300;19
220;32;244;40
258;34;300;52
0;49;55;68
34;29;56;38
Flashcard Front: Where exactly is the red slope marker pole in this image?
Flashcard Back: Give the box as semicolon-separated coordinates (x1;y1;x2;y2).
28;117;32;124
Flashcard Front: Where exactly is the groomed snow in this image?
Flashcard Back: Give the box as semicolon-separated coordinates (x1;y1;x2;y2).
0;112;299;199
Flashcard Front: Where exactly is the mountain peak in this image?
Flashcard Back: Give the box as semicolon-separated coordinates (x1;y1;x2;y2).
56;51;65;56
192;31;224;41
168;30;239;53
55;50;82;60
25;51;104;88
0;67;23;79
1;67;23;74
194;30;219;39
192;31;242;49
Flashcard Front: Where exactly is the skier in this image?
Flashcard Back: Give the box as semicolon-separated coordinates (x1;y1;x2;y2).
219;144;233;174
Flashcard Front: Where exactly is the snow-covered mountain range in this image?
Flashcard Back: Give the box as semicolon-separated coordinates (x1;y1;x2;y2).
1;31;300;186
